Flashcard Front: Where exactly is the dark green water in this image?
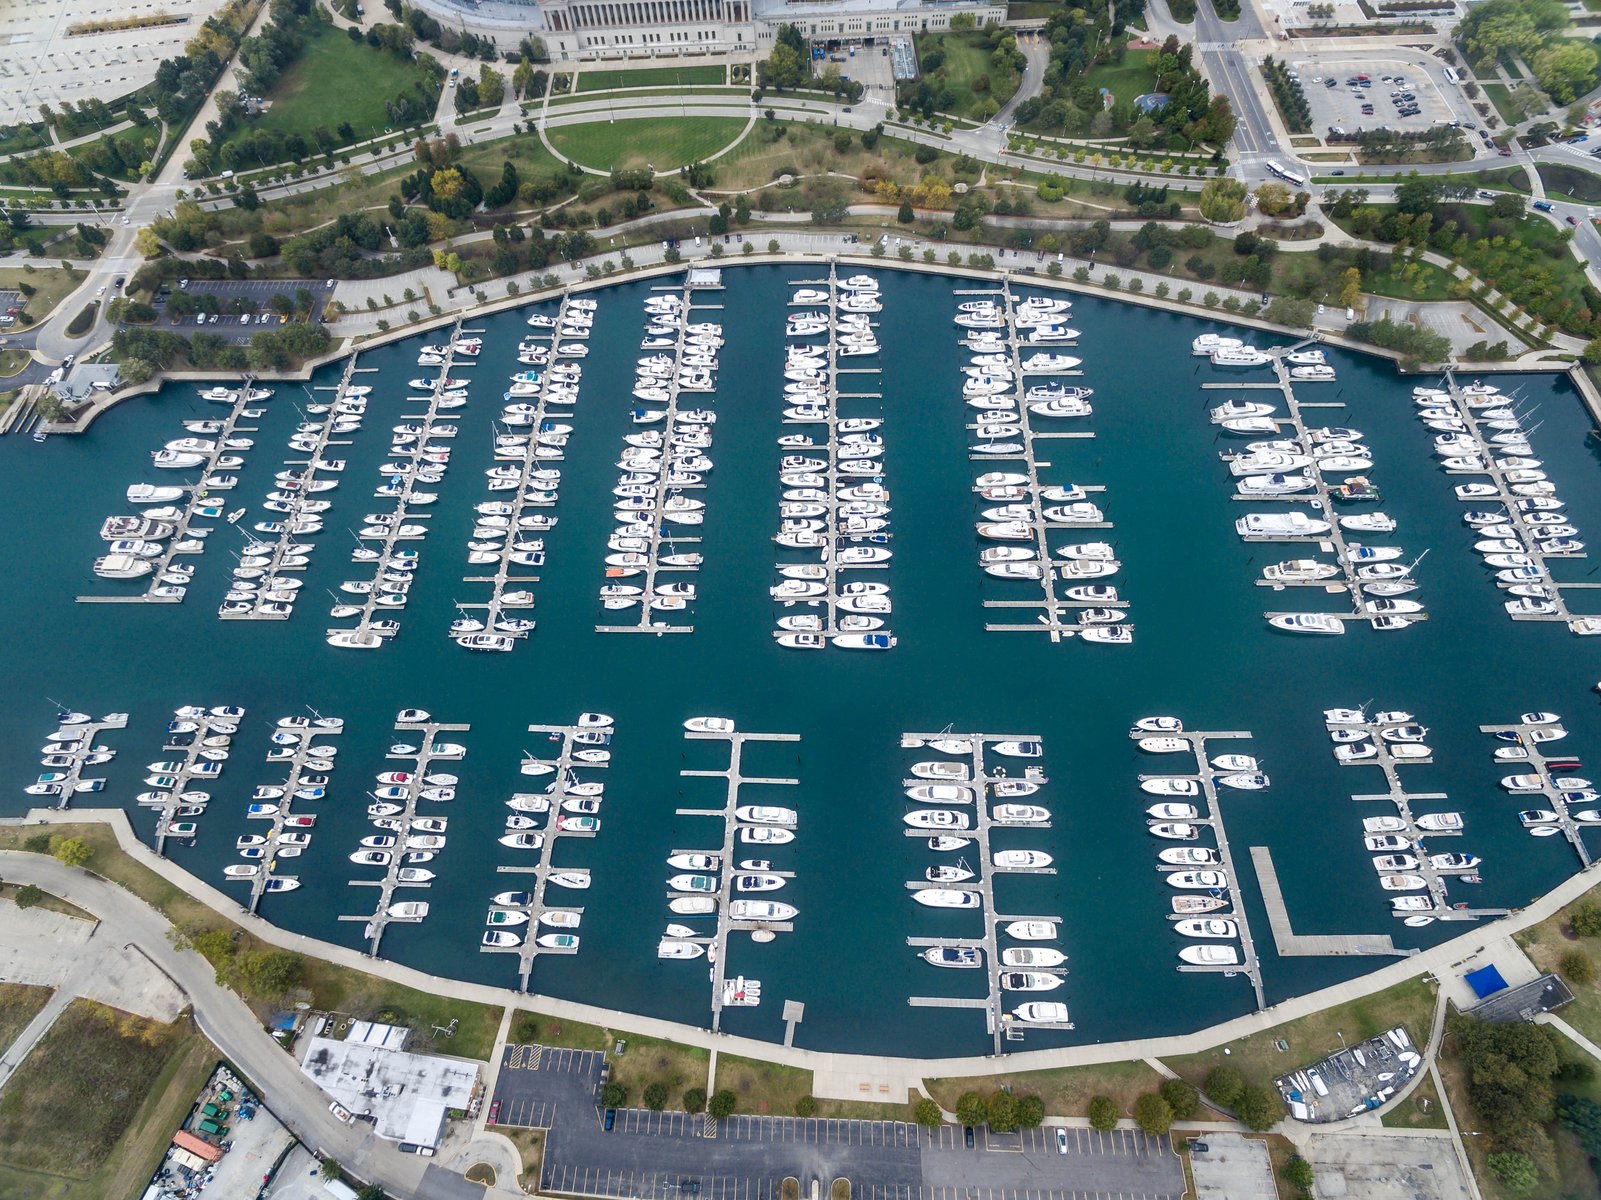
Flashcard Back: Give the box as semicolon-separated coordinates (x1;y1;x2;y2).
4;264;1600;1057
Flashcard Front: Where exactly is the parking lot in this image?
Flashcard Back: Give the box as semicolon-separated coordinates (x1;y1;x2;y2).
1286;54;1467;139
145;278;332;342
491;1042;1186;1200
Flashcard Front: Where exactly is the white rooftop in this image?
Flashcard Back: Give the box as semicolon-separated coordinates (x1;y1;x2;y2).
299;1036;478;1148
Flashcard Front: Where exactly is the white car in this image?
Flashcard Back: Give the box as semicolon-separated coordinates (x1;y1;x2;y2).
329;1101;355;1125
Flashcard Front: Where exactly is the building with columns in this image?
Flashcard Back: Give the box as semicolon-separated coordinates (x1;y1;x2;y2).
412;0;1007;63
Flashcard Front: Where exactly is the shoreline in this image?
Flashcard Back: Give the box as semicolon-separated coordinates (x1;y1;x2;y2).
9;805;1598;1087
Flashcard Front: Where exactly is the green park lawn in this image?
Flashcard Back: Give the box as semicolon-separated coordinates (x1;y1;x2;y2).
1082;49;1160;108
576;64;726;92
916;31;1022;120
230;23;441;149
548;116;748;172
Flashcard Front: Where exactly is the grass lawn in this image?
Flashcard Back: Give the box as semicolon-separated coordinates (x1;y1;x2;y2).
1514;888;1601;1047
510;1010;709;1106
576;65;726;92
0;266;86;324
1536;163;1601;205
916;31;1022;121
1161;977;1437;1108
1482;83;1528;126
1082;49;1160;108
0;1000;191;1181
551;86;744;106
226;23;440;152
0;882;93;920
454;132;568;184
1378;1070;1449;1130
716;120;967;193
501;1127;545;1186
927;1059;1166;1119
0;350;28;378
715;1054;812;1117
548;117;748;172
0;983;53;1056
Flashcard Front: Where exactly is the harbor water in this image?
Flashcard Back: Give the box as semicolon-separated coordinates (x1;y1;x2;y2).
3;263;1598;1057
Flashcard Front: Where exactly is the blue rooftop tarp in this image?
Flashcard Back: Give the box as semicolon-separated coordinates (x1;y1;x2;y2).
1466;964;1510;999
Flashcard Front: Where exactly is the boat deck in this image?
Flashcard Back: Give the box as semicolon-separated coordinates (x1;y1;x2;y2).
1425;373;1589;633
479;718;608;989
238;715;342;913
954;283;1116;643
457;301;581;638
330;320;471;646
220;357;368;621
1210;348;1428;631
1133;727;1266;1008
596;278;718;635
78;384;262;605
672;725;800;1032
772;264;892;644
1334;710;1507;922
1481;716;1594;868
902;731;1068;1053
37;711;127;811
340;716;469;954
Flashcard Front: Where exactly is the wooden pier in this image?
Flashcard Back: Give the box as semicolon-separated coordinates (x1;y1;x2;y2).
328;320;471;647
1132;726;1267;1009
596;275;720;634
954;282;1120;643
146;706;242;855
671;724;800;1032
1481;715;1594;868
1420;374;1590;634
33;710;127;810
1208;348;1427;631
771;264;893;645
1331;709;1507;922
340;714;469;955
79;384;263;605
220;357;367;621
901;731;1068;1054
237;715;342;914
479;717;608;990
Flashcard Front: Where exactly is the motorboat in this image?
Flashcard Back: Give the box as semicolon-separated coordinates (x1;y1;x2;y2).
1011;1002;1071;1024
1179;945;1240;966
1147;803;1199;821
1140;778;1200;797
1167;871;1228;889
1269;614;1346;635
1005;920;1058;941
1175;919;1238;939
923;947;982;968
913;888;981;909
1000;972;1063;991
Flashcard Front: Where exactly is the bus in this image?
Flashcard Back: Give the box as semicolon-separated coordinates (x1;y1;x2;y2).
1266;160;1307;188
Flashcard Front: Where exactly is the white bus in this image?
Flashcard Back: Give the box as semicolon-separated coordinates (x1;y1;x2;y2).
1266;160;1307;188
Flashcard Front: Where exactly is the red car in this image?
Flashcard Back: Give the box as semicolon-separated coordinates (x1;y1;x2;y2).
1498;148;1512;157
1568;215;1579;227
487;1100;500;1124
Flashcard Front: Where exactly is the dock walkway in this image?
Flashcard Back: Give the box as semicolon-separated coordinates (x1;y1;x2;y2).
902;731;1067;1053
145;706;242;855
1480;715;1594;868
35;711;127;811
480;716;608;990
236;715;343;914
673;724;800;1032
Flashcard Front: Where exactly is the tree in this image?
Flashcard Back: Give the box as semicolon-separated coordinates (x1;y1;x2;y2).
795;1095;817;1117
1160;1078;1198;1120
354;1186;385;1200
1572;903;1601;937
1281;1155;1315;1197
1234;1084;1281;1130
1533;40;1597;105
1133;1093;1173;1135
1490;192;1525;219
1562;949;1596;984
1252;182;1294;217
708;1090;737;1120
955;1092;987;1127
1198;177;1247;223
13;884;42;909
600;1082;627;1108
643;1082;668;1111
49;836;92;868
986;1091;1018;1133
1486;1151;1538;1192
682;1087;706;1113
1205;1066;1243;1107
1337;266;1362;310
1015;1094;1045;1128
243;949;303;996
320;1158;343;1181
897;199;915;224
914;1097;942;1126
1088;1096;1118;1131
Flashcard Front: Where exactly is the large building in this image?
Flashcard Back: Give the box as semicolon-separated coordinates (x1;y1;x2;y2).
413;0;1007;63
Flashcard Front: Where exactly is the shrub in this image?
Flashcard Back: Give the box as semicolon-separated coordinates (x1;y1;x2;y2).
643;1082;668;1111
1234;1084;1281;1131
1160;1078;1198;1120
795;1095;817;1117
1087;1095;1118;1131
49;835;92;868
1571;904;1601;938
1133;1093;1173;1134
987;1091;1017;1132
1562;949;1596;985
1205;1066;1243;1107
1015;1094;1045;1128
914;1097;942;1126
955;1091;987;1127
708;1090;737;1120
600;1082;627;1108
682;1087;706;1113
13;884;43;909
1281;1155;1315;1197
1486;1151;1537;1192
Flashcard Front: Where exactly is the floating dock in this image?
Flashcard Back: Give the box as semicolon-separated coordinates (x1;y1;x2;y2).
236;715;342;914
597;275;721;634
771;265;893;645
479;717;608;989
341;714;469;954
1132;726;1266;1009
220;357;368;620
902;731;1068;1053
1481;715;1594;867
79;384;263;605
32;710;127;811
1421;374;1590;633
1332;708;1507;922
674;723;800;1032
146;706;241;855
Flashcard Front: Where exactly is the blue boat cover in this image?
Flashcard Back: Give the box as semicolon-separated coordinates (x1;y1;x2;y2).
1466;964;1509;999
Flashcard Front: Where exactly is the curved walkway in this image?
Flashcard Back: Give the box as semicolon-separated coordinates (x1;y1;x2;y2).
9;807;1601;1091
